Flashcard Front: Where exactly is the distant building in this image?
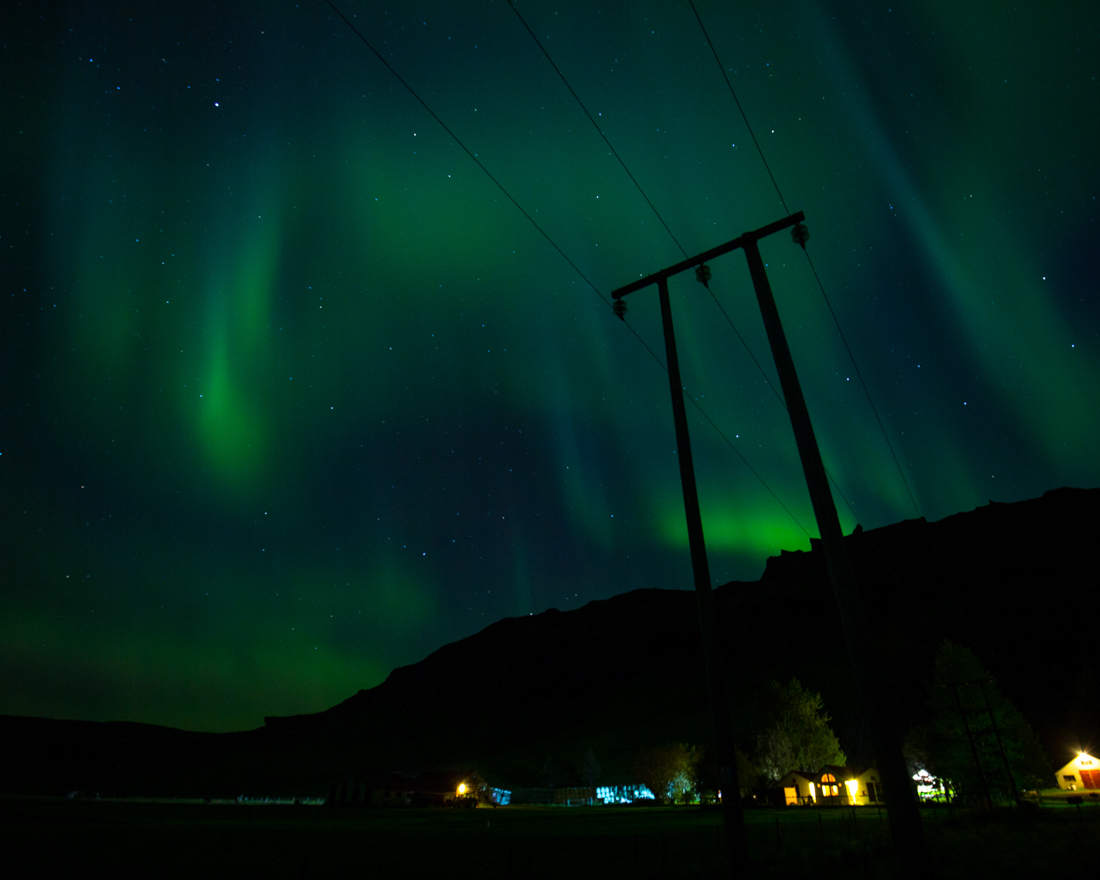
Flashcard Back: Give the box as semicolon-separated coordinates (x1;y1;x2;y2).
777;765;884;806
1055;752;1100;791
507;785;655;805
327;769;509;807
777;771;818;806
912;768;950;802
411;770;491;807
595;784;655;805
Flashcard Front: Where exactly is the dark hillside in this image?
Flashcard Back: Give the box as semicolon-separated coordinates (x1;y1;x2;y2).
3;487;1096;796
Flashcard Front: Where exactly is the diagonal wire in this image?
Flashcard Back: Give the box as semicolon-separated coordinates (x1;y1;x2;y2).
507;0;690;259
684;388;811;537
509;0;841;530
627;329;812;538
509;0;785;411
687;0;788;216
323;0;607;309
800;253;922;518
688;0;924;521
325;0;812;538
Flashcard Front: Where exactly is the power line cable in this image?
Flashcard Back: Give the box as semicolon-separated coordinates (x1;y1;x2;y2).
507;0;690;260
687;0;788;217
622;327;811;538
684;387;811;538
508;0;785;410
324;0;811;538
799;251;922;518
507;0;844;529
687;0;923;521
323;0;606;310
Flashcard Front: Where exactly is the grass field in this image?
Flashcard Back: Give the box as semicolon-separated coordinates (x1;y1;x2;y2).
3;797;1097;878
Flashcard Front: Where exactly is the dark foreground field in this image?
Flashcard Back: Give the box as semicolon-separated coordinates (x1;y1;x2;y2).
3;797;1097;878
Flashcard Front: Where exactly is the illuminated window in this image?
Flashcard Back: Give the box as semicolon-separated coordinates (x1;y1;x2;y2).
821;773;836;784
1064;775;1077;782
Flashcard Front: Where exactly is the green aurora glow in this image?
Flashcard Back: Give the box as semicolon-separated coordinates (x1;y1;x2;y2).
2;1;1097;730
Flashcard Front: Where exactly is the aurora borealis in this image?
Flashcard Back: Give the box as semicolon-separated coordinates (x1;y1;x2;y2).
2;1;1097;732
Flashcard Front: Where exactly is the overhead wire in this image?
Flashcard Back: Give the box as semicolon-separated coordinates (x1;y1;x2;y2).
508;1;788;412
505;1;690;259
507;0;858;529
685;4;962;750
324;0;812;538
687;0;924;522
323;0;605;310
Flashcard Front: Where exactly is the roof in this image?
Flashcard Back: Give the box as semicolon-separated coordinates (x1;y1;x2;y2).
1055;754;1099;775
818;764;849;777
777;770;819;783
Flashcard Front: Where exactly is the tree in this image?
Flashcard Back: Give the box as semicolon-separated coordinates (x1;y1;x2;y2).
633;743;700;804
581;746;601;789
695;745;758;799
911;640;1049;805
754;678;846;782
541;754;562;789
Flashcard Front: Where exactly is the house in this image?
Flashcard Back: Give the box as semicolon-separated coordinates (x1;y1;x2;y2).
912;768;950;801
327;769;509;807
776;765;884;806
842;766;884;805
1055;752;1100;791
410;770;488;807
777;770;818;806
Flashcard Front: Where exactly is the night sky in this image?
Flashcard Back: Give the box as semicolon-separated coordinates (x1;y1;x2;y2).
3;1;1097;732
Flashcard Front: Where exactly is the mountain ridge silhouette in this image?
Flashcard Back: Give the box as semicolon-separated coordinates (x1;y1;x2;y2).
4;487;1096;796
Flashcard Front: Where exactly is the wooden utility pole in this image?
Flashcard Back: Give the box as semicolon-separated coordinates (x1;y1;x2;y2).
654;273;748;874
612;212;927;877
950;683;993;809
952;679;1021;806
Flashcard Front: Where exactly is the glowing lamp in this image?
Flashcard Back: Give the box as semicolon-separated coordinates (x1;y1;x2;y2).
457;783;467;795
845;779;859;800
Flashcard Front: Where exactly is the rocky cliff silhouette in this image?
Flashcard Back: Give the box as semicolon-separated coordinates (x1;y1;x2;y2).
3;487;1096;796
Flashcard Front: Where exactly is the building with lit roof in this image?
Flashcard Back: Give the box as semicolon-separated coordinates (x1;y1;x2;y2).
1055;752;1100;791
777;765;884;806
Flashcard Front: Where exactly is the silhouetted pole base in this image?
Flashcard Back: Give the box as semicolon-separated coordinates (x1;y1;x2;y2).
611;211;928;876
656;278;748;877
742;236;927;871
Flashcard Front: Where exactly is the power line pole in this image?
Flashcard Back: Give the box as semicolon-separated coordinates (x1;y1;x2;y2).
950;682;993;809
612;211;927;876
653;272;748;874
976;679;1021;804
951;678;1020;806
